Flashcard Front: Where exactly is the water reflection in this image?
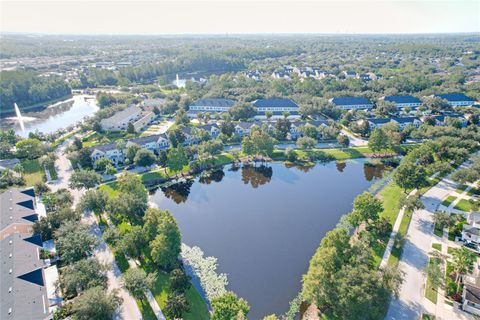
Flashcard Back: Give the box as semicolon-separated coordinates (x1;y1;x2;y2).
363;163;385;181
160;179;194;204
241;165;273;188
336;161;347;172
284;162;314;173
199;169;225;184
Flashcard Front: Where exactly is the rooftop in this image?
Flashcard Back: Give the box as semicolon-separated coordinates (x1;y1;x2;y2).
190;98;236;108
332;96;373;106
101;105;141;123
0;188;37;234
252;99;299;109
434;93;475;102
384;95;421;104
465;284;480;304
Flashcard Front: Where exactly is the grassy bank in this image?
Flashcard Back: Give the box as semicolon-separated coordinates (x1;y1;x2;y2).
21;159;45;186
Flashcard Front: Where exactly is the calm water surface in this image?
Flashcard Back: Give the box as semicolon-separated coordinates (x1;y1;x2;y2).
0;95;98;137
150;160;384;319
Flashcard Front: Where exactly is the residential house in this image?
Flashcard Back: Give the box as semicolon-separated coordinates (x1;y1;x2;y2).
463;284;480;316
343;71;357;78
289;120;328;139
367;118;393;129
462;212;480;245
252;98;300;119
434;93;475;107
0;187;56;319
383;95;422;109
330;97;374;110
392;117;422;129
234;122;258;136
187;98;236;117
197;124;221;139
101;105;155;132
271;71;292;80
142;98;166;110
245;70;261;81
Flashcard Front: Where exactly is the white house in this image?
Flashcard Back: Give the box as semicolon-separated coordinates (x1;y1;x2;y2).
392;117;422;129
434;93;475;107
383;95;422;109
252;99;300;119
330;97;374;110
463;283;480;316
462;212;480;244
101;105;142;131
234;122;258;136
187;98;235;117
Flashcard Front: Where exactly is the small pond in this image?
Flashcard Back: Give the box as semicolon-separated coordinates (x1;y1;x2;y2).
150;160;385;319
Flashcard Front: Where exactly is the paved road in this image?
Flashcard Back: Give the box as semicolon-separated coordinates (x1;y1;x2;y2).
51;141;142;320
341;129;368;147
385;166;472;320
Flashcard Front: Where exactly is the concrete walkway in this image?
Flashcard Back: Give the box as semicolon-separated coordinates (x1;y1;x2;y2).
384;165;474;320
380;189;417;269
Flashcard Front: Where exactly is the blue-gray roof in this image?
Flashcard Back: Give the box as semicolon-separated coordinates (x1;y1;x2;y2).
252;99;299;109
332;97;373;106
384;95;421;104
434;93;475;102
367;118;392;125
391;117;420;124
191;98;235;107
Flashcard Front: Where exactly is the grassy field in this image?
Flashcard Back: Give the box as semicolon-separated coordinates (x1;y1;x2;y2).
432;243;442;251
21;159;45;186
425;258;439;304
454;199;474;212
378;183;404;225
148;270;210;320
441;195;456;207
388;209;413;266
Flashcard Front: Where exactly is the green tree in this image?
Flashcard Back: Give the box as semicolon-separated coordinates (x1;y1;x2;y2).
425;258;444;292
368;128;389;154
133;148;156;167
127;122;136;134
78;189;109;214
71;287;122;320
94;157;112;171
15;138;42;159
122;268;156;299
337;134;349;148
229;102;257;120
451;247;477;290
170;268;191;294
242;129;275;158
167;147;188;173
60;258;108;297
69;169;101;189
55;222;98;264
296;136;316;149
144;208;181;269
348;192;383;226
125;143;141;164
211;291;250;320
105;163;117;175
164;293;190;319
393;161;428;192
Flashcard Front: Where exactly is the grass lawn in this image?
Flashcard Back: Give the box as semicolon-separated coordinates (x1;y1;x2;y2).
149;270;210;320
454;199;474;212
378;182;404;225
432;243;442;251
82;131;140;147
135;298;157;320
20;159;45;186
441;195;456;207
447;246;459;255
455;185;468;194
425;258;439;304
467;187;479;197
433;224;444;237
99;182;119;197
388;210;413;266
46;163;58;180
422;314;436;320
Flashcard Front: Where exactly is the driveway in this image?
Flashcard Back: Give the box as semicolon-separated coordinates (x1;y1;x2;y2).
385;167;473;320
341;129;368;147
51;140;142;320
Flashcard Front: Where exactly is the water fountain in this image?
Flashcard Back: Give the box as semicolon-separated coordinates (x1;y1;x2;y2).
176;73;180;87
13;103;25;132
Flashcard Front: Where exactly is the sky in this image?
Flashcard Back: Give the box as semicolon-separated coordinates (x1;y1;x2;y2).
1;0;479;35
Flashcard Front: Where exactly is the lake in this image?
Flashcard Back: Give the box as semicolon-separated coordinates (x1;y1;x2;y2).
150;160;385;319
0;95;98;137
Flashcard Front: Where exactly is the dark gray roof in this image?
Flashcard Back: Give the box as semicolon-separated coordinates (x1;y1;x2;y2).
332;97;373;106
0;158;20;171
197;124;220;132
92;134;169;154
191;98;235;108
1;233;49;320
465;284;480;304
434;93;475;102
0;188;37;232
91;141;117;153
367;118;392;125
236;122;257;129
252;99;299;109
384;95;421;104
392;117;420;124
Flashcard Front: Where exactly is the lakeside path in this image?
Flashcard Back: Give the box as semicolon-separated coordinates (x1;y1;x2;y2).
50;140;142;320
385;162;474;320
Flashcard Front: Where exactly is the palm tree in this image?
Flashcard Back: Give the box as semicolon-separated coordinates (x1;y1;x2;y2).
451;247;477;291
282;111;290;119
265;111;273;121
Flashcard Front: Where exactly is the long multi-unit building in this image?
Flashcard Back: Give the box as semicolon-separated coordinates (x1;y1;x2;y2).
101;105;155;132
187;98;236;116
382;95;422;109
330;96;374;110
0;188;60;320
434;93;476;107
252;98;300;119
